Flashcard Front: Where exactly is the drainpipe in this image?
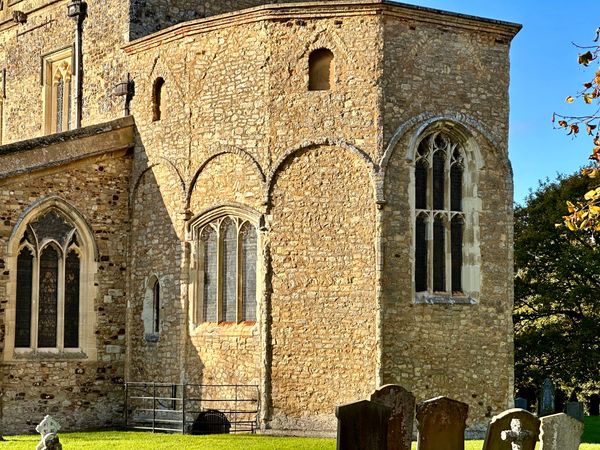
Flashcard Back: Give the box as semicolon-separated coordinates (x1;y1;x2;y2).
67;0;87;129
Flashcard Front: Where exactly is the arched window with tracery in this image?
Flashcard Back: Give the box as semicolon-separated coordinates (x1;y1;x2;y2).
43;49;73;134
308;48;334;91
13;209;84;350
414;130;477;301
192;212;259;324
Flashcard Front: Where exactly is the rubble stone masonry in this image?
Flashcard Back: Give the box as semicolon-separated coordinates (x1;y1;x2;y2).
0;0;520;436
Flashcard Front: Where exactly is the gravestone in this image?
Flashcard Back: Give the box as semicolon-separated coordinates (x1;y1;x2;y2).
565;401;584;422
590;393;600;416
538;379;555;417
370;384;415;450
336;399;392;450
415;396;468;450
482;408;540;450
539;413;583;450
514;398;527;410
35;415;62;450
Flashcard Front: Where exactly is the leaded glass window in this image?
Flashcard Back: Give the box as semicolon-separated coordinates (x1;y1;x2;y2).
195;215;258;323
43;49;72;134
14;208;83;350
414;132;465;295
152;278;160;334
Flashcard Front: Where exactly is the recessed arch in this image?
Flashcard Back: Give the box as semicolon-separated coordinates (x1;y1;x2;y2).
265;139;380;210
186;147;266;210
130;159;187;209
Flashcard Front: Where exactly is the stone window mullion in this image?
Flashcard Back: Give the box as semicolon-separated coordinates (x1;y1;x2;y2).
236;220;243;324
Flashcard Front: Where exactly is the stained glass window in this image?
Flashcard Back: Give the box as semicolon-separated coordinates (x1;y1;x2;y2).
38;246;59;348
56;76;64;133
221;219;238;323
15;248;33;348
14;207;84;351
64;250;80;348
414;132;467;297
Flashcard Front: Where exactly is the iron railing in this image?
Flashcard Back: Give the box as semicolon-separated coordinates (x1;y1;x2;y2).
125;382;259;434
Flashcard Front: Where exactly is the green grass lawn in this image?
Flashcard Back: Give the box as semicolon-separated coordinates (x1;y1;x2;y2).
0;417;597;449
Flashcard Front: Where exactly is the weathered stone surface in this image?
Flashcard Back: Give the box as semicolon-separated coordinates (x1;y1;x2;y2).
0;0;519;436
482;409;540;450
416;396;468;450
565;402;584;422
539;413;583;450
370;384;415;450
539;379;555;417
336;400;391;450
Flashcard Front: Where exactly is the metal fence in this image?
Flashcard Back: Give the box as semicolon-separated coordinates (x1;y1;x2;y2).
124;382;259;434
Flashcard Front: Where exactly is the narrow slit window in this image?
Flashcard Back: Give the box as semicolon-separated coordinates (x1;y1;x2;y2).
152;279;160;334
152;77;165;122
308;48;334;91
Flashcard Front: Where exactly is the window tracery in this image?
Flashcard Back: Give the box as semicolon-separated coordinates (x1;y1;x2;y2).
192;214;258;324
414;131;475;301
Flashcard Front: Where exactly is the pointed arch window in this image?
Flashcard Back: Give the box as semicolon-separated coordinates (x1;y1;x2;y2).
13;209;84;350
414;131;475;301
192;213;258;324
43;48;73;134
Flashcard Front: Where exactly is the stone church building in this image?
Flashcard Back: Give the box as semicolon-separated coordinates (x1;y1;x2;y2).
0;0;520;435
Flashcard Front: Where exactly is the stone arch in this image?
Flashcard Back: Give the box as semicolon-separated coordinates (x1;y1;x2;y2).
186;146;266;211
130;159;186;209
380;112;501;173
266;139;381;209
267;141;378;427
8;196;97;261
5;196;99;361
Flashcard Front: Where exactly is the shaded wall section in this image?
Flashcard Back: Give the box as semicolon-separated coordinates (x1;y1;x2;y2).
268;145;376;432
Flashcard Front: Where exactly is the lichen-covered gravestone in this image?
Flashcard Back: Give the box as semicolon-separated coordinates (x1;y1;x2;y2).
336;399;392;450
35;415;62;450
415;396;468;450
370;384;415;450
482;408;540;450
539;413;583;450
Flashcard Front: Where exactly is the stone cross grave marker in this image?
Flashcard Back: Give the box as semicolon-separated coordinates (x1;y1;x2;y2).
415;396;468;450
370;384;415;450
539;412;583;450
36;415;61;437
501;418;532;450
336;399;392;450
482;408;540;450
35;415;62;450
538;379;555;417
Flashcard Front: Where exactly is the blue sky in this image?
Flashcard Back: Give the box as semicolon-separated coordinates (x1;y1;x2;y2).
402;0;598;204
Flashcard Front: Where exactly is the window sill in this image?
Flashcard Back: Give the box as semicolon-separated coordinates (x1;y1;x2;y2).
11;349;89;361
191;321;258;338
414;293;477;305
144;333;160;343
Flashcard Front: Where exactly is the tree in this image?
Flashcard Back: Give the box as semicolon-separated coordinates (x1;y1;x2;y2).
554;28;600;230
514;173;600;399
